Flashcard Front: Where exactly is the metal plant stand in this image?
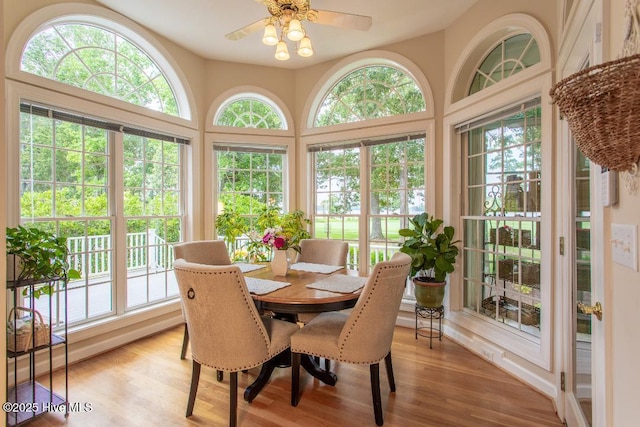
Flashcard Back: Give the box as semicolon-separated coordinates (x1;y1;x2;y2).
415;304;443;349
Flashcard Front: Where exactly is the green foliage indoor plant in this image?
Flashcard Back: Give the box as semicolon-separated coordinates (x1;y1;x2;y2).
399;213;460;308
6;225;81;298
215;210;248;253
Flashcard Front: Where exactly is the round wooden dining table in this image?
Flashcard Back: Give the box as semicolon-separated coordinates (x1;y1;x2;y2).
242;263;365;403
248;264;363;314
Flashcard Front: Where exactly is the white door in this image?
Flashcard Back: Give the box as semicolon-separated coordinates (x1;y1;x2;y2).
558;2;606;426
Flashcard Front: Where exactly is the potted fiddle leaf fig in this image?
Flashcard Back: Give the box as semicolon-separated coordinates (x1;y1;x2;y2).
399;213;460;308
6;225;81;298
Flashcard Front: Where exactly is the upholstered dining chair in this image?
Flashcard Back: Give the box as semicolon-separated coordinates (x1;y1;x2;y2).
290;252;412;426
294;238;349;266
173;259;300;426
173;240;231;360
294;238;350;370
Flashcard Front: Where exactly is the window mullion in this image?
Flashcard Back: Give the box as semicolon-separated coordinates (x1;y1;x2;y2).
113;131;127;315
359;146;370;273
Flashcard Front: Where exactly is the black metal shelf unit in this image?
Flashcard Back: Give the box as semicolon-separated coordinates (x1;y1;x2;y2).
6;276;68;427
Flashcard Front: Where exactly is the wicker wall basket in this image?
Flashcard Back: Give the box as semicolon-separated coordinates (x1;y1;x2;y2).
549;53;640;171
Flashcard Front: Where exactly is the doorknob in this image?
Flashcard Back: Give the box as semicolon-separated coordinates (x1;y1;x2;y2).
577;301;603;321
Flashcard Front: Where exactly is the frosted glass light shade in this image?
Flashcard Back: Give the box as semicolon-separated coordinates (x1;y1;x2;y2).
287;19;305;41
262;24;278;46
297;36;314;57
275;40;290;60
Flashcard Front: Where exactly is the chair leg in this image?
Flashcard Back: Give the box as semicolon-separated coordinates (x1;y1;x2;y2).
186;361;201;417
291;352;301;406
370;363;383;426
217;370;224;382
180;323;189;360
324;358;331;371
230;372;238;427
384;351;396;392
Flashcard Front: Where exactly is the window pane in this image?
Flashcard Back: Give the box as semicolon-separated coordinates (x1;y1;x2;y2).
461;103;542;337
123;135;184;309
215;148;286;259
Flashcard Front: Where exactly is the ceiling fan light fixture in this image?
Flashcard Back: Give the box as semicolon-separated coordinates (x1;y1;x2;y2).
297;36;314;57
262;24;278;46
275;40;290;60
287;19;305;41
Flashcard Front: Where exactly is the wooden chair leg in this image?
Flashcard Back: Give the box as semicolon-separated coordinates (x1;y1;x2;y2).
384;351;396;392
186;361;201;417
230;372;237;427
217;370;224;382
291;352;301;406
180;323;189;360
370;363;383;426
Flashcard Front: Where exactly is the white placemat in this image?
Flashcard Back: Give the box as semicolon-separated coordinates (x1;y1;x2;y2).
235;263;267;273
306;274;367;294
245;277;290;295
289;262;344;274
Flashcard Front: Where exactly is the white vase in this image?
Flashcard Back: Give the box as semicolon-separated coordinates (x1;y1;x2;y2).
271;249;289;276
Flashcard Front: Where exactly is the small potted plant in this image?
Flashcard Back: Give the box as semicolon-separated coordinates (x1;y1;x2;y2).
399;213;460;308
6;225;81;298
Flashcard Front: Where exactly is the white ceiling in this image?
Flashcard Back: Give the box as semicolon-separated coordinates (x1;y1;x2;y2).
94;0;478;69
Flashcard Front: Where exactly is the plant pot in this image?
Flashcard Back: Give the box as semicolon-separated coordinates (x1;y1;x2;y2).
413;277;446;308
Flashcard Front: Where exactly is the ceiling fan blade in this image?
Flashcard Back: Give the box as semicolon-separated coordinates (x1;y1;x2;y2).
311;9;372;31
225;18;269;41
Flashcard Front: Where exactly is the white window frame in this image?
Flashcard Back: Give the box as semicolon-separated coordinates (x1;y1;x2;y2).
443;75;554;370
204;89;296;240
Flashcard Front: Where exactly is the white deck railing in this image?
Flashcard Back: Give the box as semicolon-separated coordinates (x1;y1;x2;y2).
67;230;173;278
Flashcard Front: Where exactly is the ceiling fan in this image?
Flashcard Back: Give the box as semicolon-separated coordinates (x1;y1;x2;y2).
225;0;373;60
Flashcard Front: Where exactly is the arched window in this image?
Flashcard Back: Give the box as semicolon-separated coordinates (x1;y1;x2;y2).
452;24;550;360
468;33;540;95
21;22;180;116
307;62;428;274
215;97;285;129
314;65;426;127
10;10;194;326
210;93;290;254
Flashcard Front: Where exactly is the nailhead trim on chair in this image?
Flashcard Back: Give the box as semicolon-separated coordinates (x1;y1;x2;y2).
291;260;410;365
176;266;292;371
336;263;408;364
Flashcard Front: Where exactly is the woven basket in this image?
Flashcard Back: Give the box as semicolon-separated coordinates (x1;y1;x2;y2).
7;307;51;353
549;53;640;171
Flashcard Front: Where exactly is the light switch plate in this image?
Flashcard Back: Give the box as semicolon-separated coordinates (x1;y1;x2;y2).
611;223;638;271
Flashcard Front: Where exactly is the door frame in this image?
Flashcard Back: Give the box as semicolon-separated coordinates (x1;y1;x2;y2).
556;0;607;425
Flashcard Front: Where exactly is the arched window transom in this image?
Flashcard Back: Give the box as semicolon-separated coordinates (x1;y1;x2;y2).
468;33;540;95
21;23;180;116
215;97;285;129
314;65;426;127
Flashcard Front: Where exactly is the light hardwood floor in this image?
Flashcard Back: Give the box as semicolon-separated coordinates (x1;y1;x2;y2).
27;325;564;427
